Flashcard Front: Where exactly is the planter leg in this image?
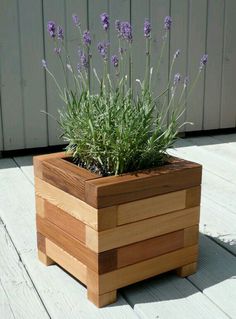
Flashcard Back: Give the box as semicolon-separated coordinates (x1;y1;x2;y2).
176;262;197;277
87;290;117;308
38;250;55;266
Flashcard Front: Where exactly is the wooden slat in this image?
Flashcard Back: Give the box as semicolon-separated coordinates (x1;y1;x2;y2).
85;159;202;208
43;199;86;243
45;238;87;285
36;215;98;272
33;152;69;179
86;206;200;252
184;225;199;247
117;189;186;225
90;245;198;295
117;230;184;268
185;186;201;208
37;157;100;201
35;177;99;229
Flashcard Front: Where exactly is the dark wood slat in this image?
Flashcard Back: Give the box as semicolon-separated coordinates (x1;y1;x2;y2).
117;230;184;268
40;158;100;201
85;162;202;208
44;200;86;244
37;232;46;253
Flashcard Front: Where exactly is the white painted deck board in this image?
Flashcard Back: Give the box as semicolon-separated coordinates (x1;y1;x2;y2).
0;223;49;319
0;282;15;319
13;156;34;184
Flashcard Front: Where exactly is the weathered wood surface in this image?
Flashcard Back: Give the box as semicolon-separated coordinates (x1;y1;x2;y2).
1;134;236;317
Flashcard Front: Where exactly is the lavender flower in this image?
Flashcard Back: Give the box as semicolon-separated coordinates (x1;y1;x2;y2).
97;41;110;59
47;21;56;38
72;14;80;26
100;13;109;31
57;26;64;40
184;76;189;88
77;63;81;72
174;73;181;85
164;16;172;30
79;50;89;69
120;21;133;42
83;30;91;46
111;55;119;68
54;47;61;54
115;20;121;34
174;49;180;59
42;59;47;68
200;54;208;70
144;19;151;38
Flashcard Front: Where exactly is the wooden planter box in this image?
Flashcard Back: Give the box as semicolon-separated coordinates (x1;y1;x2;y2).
34;152;202;307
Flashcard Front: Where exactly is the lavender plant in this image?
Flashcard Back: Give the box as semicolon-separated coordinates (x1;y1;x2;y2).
42;14;207;176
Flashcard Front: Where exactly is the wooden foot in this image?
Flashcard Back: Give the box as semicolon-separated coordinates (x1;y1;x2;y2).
87;290;117;307
176;262;197;277
38;250;55;266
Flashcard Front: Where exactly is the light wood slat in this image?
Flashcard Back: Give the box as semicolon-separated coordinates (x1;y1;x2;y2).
123;274;230;319
185;0;207;131
185;186;201;208
0;224;49;319
0;159;141;319
91;245;198;295
220;0;236;128
18;0;47;148
35;177;98;229
117;188;188;225
45;238;87;285
203;0;224;129
86;206;200;252
0;0;25;149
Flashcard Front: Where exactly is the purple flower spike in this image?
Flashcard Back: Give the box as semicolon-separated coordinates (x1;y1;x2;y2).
97;41;110;59
47;21;56;38
54;47;61;54
57;26;64;40
120;21;133;43
115;20;121;34
100;12;109;31
79;50;89;69
200;54;208;70
83;30;91;46
42;59;47;68
111;55;119;68
174;49;180;59
174;73;181;85
144;19;151;38
164;16;172;30
72;14;80;26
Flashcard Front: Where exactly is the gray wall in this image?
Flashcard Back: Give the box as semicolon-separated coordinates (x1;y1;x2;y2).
0;0;236;151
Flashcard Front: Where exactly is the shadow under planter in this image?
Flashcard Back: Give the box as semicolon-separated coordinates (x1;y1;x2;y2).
34;152;202;307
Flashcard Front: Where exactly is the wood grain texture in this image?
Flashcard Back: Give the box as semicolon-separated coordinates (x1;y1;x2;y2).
35;177;99;229
44;199;86;243
38;250;55;266
91;245;198;295
38;158;100;201
184;225;199;247
87;290;117;308
117;230;184;268
45;238;87;285
85;159;202;208
176;262;197;277
186;186;201;208
117;189;186;225
86;207;200;252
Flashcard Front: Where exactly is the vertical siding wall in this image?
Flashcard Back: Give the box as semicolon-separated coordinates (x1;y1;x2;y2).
0;0;236;151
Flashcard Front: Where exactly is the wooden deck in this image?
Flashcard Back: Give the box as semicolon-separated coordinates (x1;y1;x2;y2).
0;134;236;319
